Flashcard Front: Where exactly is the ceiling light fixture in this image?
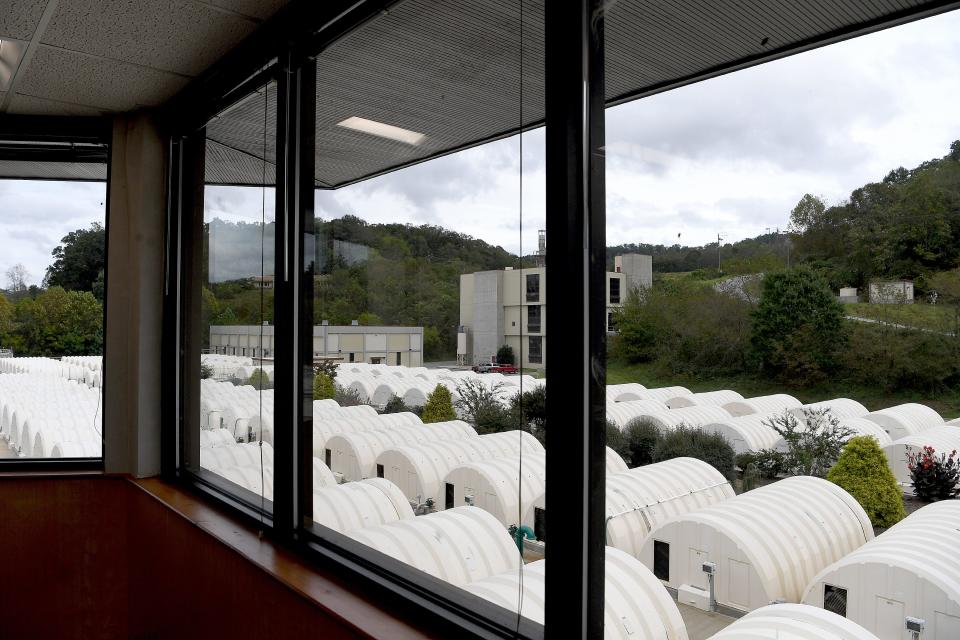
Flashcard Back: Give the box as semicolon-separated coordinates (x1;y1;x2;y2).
336;116;425;145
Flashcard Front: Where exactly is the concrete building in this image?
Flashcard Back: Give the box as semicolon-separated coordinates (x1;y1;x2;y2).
869;280;914;304
209;324;423;366
458;254;651;368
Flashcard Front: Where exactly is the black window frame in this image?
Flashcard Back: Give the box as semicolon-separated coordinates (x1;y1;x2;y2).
529;336;543;364
0;115;112;473
528;304;542;334
609;276;620;304
823;584;848;618
161;1;608;638
526;272;540;302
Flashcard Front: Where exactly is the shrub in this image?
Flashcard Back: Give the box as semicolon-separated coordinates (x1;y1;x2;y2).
200;363;214;380
906;445;960;502
333;383;365;407
606;420;628;461
312;372;336;400
497;344;515;365
246;368;270;390
382;394;412;414
735;449;786;479
510;385;547;436
827;436;906;527
651;426;736;481
622;418;663;467
422;384;457;423
764;409;852;478
315;359;338;380
456;379;511;433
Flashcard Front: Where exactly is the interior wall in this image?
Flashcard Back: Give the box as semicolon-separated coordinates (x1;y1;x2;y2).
104;113;166;477
0;476;404;639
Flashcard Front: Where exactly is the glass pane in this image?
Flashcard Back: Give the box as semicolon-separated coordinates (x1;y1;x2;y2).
306;0;544;627
0;178;106;460
188;79;277;510
604;3;960;636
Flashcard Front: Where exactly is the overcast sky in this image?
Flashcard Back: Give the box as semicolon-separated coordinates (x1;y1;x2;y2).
3;10;960;286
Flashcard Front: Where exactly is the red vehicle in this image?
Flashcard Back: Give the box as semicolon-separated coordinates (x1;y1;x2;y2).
489;364;519;374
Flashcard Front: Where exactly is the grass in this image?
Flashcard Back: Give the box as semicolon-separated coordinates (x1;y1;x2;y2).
846;302;957;334
606;359;960;420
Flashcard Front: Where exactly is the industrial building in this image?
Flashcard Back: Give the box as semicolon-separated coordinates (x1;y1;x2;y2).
457;253;651;368
209;323;424;366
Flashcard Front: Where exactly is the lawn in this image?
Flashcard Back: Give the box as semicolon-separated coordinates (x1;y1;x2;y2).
845;302;957;334
606;359;960;420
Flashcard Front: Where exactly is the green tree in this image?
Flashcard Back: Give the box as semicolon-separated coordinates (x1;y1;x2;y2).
765;409;853;478
751;268;847;382
382;394;412;414
788;194;827;233
510;385;547;442
0;292;14;339
455;379;511;433
622;418;663;467
827;436;906;528
44;223;106;292
422;384;457;423
313;372;336;400
11;287;102;356
497;344;515;365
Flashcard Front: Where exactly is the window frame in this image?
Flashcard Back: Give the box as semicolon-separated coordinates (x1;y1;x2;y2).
0;115;112;472
162;1;608;638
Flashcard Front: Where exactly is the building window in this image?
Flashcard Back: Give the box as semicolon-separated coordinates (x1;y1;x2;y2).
824;584;847;618
528;304;542;333
348;352;355;363
607;312;615;332
653;541;670;581
526;273;540;302
396;352;402;366
529;336;543;364
609;277;620;304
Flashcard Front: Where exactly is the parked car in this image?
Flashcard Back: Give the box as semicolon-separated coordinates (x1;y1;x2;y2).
489;364;519;374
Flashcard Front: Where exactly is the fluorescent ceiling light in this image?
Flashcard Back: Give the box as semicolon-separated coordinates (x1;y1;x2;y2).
337;116;425;145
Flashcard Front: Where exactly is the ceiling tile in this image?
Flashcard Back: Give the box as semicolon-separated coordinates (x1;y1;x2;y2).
42;0;260;76
0;0;48;41
202;0;289;21
16;45;189;112
8;92;106;116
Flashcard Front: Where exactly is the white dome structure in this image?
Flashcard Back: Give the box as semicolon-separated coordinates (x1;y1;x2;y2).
464;547;689;640
606;400;669;430
637;386;694;404
947;417;960;426
348;506;521;586
640;476;873;612
313;412;422;457
312;458;337;489
606;383;648;402
722;393;801;417
666;390;743;409
326;420;477;481
864;403;943;440
311;478;415;534
638;406;733;432
443;453;546;526
708;603;880;640
881;425;960;484
803;501;960;639
600;458;735;556
375;430;545;505
789;398;869;422
701;414;780;454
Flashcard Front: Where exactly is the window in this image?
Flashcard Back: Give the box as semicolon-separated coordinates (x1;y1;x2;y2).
376;464;384;478
526;273;540;302
528;305;542;333
348;352;354;363
529;336;543;364
396;352;401;366
607;312;615;333
0;128;109;463
653;541;670;581
609;277;620;304
824;584;848;617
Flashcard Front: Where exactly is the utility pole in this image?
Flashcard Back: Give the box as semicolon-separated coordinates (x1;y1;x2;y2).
717;233;725;274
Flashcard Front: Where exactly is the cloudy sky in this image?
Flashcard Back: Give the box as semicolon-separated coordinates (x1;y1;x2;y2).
3;9;960;285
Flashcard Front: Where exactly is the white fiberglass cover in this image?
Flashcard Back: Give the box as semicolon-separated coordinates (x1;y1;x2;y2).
666;390;743;409
639;406;733;432
641;476;873;612
348;506;521;586
722;393;801;417
465;547;690;640
802;500;960;639
312;478;415;534
708;603;880;639
606;399;670;430
863;402;943;440
789;398;869;422
701;413;781;454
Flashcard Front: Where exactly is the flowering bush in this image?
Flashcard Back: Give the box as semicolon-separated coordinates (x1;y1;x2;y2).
907;446;960;501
